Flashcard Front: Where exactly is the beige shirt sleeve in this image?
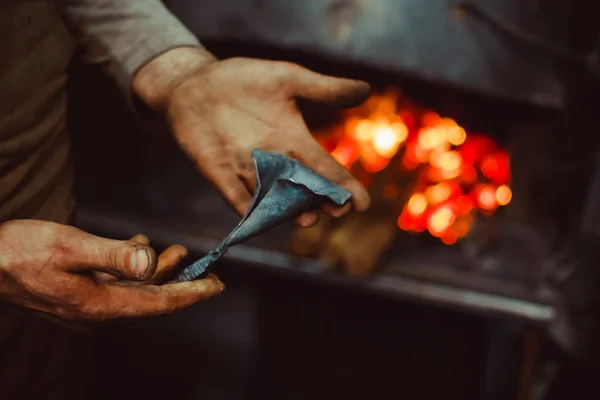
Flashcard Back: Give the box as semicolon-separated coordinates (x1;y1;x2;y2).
60;0;203;91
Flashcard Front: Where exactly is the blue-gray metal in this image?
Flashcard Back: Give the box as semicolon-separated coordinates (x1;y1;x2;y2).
176;149;352;281
166;0;565;109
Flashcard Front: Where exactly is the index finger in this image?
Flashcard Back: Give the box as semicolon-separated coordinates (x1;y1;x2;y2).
86;274;225;321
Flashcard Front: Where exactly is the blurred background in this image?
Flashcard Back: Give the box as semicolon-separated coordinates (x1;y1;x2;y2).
67;1;600;399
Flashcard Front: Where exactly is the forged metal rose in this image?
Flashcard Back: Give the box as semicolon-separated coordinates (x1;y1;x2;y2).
176;149;352;282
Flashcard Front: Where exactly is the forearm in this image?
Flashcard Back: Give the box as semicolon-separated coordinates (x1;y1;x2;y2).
132;47;216;113
60;0;215;96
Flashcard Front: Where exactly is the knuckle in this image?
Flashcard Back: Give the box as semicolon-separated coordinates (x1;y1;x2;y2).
217;159;234;170
224;186;248;204
238;169;256;186
202;156;234;178
105;247;121;271
236;160;255;175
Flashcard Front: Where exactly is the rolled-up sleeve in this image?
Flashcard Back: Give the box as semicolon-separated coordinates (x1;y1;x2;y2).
61;0;202;91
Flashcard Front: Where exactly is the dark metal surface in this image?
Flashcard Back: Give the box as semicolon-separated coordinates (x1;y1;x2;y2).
480;322;525;400
177;149;351;281
77;208;557;324
166;0;565;108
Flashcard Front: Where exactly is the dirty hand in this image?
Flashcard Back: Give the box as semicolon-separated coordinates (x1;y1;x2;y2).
133;48;371;227
0;220;224;323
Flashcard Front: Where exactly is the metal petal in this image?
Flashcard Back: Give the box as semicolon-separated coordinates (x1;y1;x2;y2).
176;149;351;281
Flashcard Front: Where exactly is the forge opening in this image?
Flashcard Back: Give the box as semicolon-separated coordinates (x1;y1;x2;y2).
312;87;512;246
71;37;564;286
152;39;556;280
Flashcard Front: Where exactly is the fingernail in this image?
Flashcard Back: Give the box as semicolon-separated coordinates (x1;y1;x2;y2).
211;277;226;293
130;248;150;278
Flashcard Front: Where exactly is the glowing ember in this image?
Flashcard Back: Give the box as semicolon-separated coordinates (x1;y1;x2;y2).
438;151;462;171
495;185;512;206
428;206;456;236
425;182;452;205
316;88;511;245
407;193;427;215
477;185;498;211
355;120;374;142
372;122;408;158
422;111;441;126
447;126;467;146
441;232;458;245
419;127;447;151
456;195;475;215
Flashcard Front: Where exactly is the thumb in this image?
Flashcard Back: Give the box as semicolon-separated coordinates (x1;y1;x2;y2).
62;230;158;281
291;67;371;108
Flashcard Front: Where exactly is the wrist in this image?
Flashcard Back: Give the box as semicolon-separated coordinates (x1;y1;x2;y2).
133;47;217;113
0;221;13;300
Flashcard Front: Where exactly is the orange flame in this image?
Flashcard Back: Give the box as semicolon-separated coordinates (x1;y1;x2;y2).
321;89;511;245
407;193;428;215
495;185;512;206
477;185;498;211
428;206;456;236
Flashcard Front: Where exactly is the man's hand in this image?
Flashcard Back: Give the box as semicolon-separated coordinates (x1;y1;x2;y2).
0;220;224;324
133;48;371;227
